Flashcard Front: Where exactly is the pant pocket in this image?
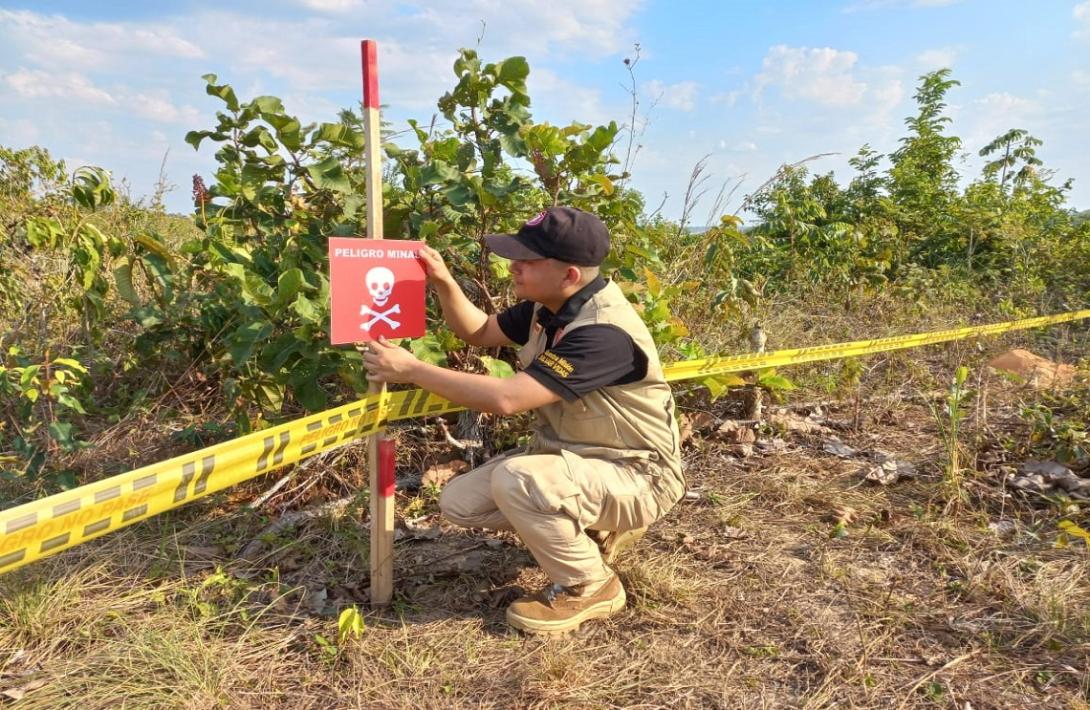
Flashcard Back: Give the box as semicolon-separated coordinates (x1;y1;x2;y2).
525;452;597;531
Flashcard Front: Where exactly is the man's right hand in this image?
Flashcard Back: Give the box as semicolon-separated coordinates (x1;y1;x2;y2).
417;245;455;288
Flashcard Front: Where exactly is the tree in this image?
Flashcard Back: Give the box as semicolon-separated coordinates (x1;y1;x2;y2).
888;69;963;267
979;128;1043;191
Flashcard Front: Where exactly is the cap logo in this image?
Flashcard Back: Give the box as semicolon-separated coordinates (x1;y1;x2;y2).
525;211;547;227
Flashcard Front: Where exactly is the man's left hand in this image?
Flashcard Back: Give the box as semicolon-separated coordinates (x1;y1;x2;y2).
359;336;421;384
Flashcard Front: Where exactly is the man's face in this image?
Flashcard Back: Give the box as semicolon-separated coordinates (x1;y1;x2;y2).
509;258;571;303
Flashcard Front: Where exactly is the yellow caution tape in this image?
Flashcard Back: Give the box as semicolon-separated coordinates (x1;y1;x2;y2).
2;308;1088;574
664;308;1090;382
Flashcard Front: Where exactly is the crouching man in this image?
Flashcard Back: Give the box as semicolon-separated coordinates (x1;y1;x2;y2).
361;207;685;634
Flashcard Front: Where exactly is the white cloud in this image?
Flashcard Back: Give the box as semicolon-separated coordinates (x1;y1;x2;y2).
711;89;742;107
2;68;115;104
976;91;1038;117
643;80;698;111
720;140;757;152
755;45;867;106
0;9;204;71
962;92;1042;152
1075;1;1090;38
297;0;366;11
128;90;202;124
528;68;610;126
916;47;958;69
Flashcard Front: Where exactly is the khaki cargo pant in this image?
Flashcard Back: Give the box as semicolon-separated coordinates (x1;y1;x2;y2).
439;450;663;588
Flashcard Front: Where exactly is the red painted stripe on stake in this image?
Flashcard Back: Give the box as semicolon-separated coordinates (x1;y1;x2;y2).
361;40;379;108
377;437;395;498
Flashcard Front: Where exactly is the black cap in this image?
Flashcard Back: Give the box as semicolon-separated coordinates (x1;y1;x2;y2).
484;207;610;266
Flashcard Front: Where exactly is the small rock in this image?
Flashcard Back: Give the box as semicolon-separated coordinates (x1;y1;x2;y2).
1010;474;1049;492
862;461;900;485
684;489;702;501
756;438;788;453
822;437;857;458
726;443;755;458
988;520;1018;538
1020;460;1073;478
305;587;328;614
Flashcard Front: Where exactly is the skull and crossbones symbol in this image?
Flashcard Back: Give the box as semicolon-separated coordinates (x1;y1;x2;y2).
360;266;400;331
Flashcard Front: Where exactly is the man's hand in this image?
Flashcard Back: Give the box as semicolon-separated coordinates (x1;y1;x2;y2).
359;336;421;384
417;245;455;288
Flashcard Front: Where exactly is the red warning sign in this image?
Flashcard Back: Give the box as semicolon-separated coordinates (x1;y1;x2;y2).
328;238;426;344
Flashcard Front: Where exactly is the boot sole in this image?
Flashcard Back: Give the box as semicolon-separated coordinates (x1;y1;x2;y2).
505;587;627;635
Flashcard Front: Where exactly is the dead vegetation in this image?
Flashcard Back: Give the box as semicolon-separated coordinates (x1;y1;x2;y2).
3;336;1090;709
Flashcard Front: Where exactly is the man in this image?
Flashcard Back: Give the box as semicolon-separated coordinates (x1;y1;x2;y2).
361;206;685;634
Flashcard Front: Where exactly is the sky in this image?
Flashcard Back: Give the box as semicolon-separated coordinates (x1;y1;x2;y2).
2;1;1089;222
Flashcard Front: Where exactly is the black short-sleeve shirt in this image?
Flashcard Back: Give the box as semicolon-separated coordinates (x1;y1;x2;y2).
496;278;647;402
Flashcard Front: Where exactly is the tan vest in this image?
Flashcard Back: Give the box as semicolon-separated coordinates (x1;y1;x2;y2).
517;281;686;511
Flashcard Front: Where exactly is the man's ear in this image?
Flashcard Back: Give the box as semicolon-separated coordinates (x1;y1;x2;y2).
564;264;582;287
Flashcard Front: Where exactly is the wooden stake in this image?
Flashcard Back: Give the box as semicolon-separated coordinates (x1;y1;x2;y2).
361;39;394;608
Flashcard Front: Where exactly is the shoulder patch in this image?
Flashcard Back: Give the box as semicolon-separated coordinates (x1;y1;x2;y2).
535;351;574;378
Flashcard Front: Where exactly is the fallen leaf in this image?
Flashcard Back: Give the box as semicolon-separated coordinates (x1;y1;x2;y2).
422;459;469;488
726;443;755;458
834;505;857;526
687;412;719;433
717;421;756;443
678;415;694;445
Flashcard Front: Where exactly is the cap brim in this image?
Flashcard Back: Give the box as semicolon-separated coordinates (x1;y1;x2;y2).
484;233;545;260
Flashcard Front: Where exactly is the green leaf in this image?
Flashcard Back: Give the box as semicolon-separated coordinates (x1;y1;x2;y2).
409;334;448;367
337;606;366;643
52;470;78;490
19;366;40;388
495;56;530;89
644;268;662;298
250;95;285;114
275;268;305;306
48;421;78;451
227;320;274;365
293;376;327;411
292;294;321;323
203;74;240;111
113;258;140;305
56;393;87;414
51;358;87;372
134;232;175;265
758;374;796;392
256;381;285;413
25;217;64;248
307;157;352;193
586;173;614;196
479;355;515;379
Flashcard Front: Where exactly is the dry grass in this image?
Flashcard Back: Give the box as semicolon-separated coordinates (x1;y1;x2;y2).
3;338;1090;708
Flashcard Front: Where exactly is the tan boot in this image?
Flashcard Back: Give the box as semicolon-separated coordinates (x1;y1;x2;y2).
506;575;626;635
591;527;647;564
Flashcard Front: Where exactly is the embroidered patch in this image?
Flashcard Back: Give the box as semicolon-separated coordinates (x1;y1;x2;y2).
536;351;574;378
525;210;547;227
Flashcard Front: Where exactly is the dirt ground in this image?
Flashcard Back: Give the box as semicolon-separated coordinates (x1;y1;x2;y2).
2;352;1089;709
